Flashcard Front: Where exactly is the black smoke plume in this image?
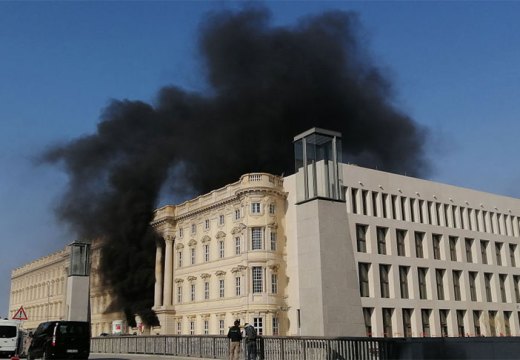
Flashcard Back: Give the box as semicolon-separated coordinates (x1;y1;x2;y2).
43;7;430;325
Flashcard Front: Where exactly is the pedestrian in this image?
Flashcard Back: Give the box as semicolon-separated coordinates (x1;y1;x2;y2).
244;323;257;360
227;319;242;360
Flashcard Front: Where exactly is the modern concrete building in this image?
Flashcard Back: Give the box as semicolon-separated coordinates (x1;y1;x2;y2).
11;128;520;338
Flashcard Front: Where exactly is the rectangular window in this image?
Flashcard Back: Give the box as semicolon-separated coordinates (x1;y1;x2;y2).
251;227;263;250
272;317;279;336
352;189;359;214
177;286;182;303
380;264;390;298
363;308;373;337
485;273;493;302
177;320;182;335
495;242;503;266
178;251;183;268
465;238;473;263
372;192;378;217
377;227;387;255
179;227;184;238
427;201;433;225
510;244;517;267
469;272;477;301
457;310;465;337
402;309;412;337
204;320;209;335
396;229;406;256
219;279;225;298
362;190;369;215
191;284;196;301
418;267;428;300
514;275;520;303
251;202;261;214
204;281;210;300
440;309;449;337
436;269;445;301
453;270;461;301
235;208;241;220
356;224;367;253
382;308;393;338
473;311;481;336
270;232;277;251
235;237;241;255
410;199;416;222
252;266;263;293
219;214;225;225
433;234;442;260
391;195;398;219
489;311;496;336
504;311;512;336
203;244;210;262
205;219;210;230
219;240;225;258
421;309;431;337
418;200;425;223
415;232;424;258
219;320;225;335
271;274;278;294
359;263;370;297
382;194;388;218
269;203;276;215
235;276;241;296
449;236;458;261
500;274;507;303
190;321;194;335
192;223;196;234
481;240;488;264
253;317;263;336
191;248;196;265
400;197;407;221
399;266;409;299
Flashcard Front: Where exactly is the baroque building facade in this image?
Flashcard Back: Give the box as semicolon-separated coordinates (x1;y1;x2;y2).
151;173;288;336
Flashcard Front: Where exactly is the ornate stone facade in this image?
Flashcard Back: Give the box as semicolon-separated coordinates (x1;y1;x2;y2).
151;173;288;336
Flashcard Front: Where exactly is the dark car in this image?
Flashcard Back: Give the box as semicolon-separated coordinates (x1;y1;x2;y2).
27;321;90;360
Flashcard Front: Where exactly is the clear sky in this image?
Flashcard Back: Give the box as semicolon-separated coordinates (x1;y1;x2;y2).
1;1;520;317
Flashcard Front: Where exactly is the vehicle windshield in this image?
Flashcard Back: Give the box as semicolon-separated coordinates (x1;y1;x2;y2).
0;326;17;338
58;324;88;336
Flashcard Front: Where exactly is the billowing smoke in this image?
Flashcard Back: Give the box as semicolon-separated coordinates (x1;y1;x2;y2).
43;7;430;325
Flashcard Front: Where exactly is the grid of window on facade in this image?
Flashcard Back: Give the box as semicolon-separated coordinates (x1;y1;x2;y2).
348;186;520;338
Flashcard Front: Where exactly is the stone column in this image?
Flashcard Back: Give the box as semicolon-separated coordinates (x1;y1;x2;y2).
163;236;174;307
154;241;164;308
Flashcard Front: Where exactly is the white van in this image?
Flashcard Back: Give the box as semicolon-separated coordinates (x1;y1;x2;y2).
0;319;21;358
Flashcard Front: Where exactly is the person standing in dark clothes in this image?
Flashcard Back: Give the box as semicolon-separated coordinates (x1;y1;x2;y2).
227;320;242;360
244;323;257;360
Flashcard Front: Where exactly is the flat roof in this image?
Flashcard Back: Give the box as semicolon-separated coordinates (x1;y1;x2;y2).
293;127;342;142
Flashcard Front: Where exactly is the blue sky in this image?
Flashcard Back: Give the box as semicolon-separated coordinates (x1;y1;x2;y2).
1;1;520;316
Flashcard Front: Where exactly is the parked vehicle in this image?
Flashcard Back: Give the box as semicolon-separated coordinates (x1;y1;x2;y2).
27;321;90;360
0;319;21;358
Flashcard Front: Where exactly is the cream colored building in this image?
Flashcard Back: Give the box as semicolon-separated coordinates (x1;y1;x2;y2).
151;128;520;338
11;128;520;338
9;241;124;334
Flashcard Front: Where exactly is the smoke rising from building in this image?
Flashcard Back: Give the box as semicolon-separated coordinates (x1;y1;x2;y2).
43;7;430;325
